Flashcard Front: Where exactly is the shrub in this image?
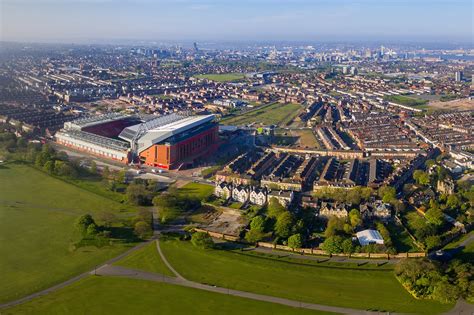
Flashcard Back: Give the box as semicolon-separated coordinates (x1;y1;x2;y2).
191;232;214;249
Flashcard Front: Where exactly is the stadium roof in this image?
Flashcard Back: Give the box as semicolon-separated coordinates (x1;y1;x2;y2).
118;113;215;153
356;229;384;246
65;113;133;130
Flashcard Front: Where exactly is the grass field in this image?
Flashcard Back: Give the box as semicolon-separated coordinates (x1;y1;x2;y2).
0;163;137;303
160;239;452;314
178;182;214;200
221;102;302;126
292;129;321;148
3;276;332;315
194;73;245;82
113;241;174;276
384;95;429;107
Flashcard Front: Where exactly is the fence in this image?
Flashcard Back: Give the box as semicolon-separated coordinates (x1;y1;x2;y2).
194;228;426;259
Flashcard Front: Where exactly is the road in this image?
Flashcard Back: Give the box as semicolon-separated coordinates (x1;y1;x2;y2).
51;141;213;186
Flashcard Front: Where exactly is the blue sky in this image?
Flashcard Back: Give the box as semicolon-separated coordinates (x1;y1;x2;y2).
1;0;472;43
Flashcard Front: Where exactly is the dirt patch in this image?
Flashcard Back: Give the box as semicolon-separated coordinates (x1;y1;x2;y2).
428;98;474;111
200;207;247;236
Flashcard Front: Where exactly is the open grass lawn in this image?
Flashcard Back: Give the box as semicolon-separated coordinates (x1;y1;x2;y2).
178;182;214;200
160;239;453;314
384;95;429;107
0;163;137;303
4;276;332;315
292;129;321;148
386;223;419;252
194;73;245;82
221;102;302;126
113;241;174;277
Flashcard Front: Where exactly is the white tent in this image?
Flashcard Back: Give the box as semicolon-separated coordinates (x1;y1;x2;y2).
356;229;384;246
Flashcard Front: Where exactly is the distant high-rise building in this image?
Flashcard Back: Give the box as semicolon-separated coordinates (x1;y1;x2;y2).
350;67;358;75
455;71;464;82
193;42;199;52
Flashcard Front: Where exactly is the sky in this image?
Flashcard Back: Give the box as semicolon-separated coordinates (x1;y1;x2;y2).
0;0;473;44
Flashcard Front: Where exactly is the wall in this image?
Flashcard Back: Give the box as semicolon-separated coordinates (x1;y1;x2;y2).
194;228;426;259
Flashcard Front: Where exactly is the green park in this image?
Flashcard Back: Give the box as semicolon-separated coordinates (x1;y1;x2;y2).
221;102;302;126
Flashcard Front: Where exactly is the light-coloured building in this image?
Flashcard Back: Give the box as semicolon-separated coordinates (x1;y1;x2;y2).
232;185;250;204
249;187;267;206
319;202;349;218
356;229;384;246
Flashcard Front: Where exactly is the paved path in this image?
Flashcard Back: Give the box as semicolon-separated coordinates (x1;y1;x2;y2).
0;240;152;310
444;299;474;315
151;238;399;315
96;262;387;315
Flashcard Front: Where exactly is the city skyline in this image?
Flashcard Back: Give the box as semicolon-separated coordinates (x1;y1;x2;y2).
1;0;473;44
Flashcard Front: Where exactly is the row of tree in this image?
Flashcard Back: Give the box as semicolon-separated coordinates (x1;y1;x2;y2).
395;258;473;303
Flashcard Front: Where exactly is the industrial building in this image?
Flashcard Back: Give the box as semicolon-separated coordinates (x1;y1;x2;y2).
55;112;218;169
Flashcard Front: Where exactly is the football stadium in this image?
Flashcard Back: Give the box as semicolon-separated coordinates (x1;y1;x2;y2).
55;112;219;169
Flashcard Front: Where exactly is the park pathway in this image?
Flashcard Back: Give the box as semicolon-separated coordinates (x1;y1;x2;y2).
150;238;401;315
95;263;390;315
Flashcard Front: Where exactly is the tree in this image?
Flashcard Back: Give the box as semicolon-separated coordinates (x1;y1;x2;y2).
56;162;77;178
126;182;150;206
191;232;214;249
413;170;430;186
324;216;345;238
43;160;54;174
75;214;95;236
98;211;117;228
287;234;303;249
425;206;444;226
446;194;460;209
250;215;265;233
275;211;293;239
102;166;110;180
245;229;264;243
342;238;354;254
321;235;343;254
116;168;126;183
90;161;98;175
346;188;361;205
348;209;362;228
86;223;98;236
425;235;442;250
425;159;435;169
432;280;460;303
378;186;396;203
267;198;286;219
394;259;441;299
134;221;152;239
376;222;392;247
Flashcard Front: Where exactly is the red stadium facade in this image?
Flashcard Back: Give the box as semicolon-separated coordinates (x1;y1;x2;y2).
139;124;219;169
55;113;219;170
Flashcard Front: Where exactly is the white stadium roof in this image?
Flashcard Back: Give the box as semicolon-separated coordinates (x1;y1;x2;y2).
118;113;215;153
